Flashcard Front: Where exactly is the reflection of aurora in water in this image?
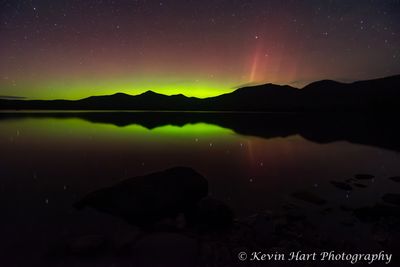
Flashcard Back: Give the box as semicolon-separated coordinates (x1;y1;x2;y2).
0;117;236;143
0;116;400;219
1;115;400;266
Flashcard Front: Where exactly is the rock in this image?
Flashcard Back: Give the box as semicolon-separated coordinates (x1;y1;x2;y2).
67;235;107;256
286;209;307;221
198;241;231;266
282;202;299;210
320;207;333;215
353;204;400;222
113;229;143;253
372;228;390;244
132;232;198;267
340;220;355;227
330;181;353;191
248;213;276;246
291;191;327;205
354;174;375;180
151;213;189;231
74;167;208;227
188;197;234;231
389;176;400;183
340;205;353;212
382;193;400;206
353;183;367;188
371;219;400;250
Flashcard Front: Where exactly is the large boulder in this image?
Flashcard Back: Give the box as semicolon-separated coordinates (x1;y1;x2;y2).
74;167;208;227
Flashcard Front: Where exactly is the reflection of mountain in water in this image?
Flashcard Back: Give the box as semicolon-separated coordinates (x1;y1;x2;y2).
1;112;399;151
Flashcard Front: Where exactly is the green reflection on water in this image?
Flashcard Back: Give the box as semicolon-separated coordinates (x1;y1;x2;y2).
149;123;235;137
0;117;236;142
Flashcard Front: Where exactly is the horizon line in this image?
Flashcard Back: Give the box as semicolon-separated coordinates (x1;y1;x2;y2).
1;74;398;101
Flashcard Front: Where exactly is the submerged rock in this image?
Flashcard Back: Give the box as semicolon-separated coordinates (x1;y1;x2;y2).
389;176;400;183
67;235;108;256
330;181;353;191
382;193;400;206
353;183;367;188
74;167;208;227
340;205;354;212
354;174;375;180
320;207;334;215
291;191;327;205
353;204;400;222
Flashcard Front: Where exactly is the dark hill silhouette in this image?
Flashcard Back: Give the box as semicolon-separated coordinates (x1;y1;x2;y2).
301;75;400;110
0;75;399;111
303;79;345;89
77;90;198;110
205;84;300;111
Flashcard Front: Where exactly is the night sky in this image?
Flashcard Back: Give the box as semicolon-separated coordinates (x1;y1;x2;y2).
1;0;399;99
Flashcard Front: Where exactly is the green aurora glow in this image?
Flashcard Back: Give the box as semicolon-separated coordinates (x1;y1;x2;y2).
10;76;239;100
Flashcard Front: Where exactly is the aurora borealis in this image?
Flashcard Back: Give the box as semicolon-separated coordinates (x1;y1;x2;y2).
1;0;399;100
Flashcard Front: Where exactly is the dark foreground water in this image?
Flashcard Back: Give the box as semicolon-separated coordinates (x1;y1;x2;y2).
0;112;399;266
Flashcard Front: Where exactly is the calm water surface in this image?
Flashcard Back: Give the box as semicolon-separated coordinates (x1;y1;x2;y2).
0;112;399;265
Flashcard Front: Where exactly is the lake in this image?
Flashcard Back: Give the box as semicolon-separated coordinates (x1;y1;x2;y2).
0;111;399;266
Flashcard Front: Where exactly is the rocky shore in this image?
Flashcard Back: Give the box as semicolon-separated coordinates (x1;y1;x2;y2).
46;168;400;267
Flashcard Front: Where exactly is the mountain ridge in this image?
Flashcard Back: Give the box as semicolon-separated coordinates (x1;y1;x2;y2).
0;75;399;111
